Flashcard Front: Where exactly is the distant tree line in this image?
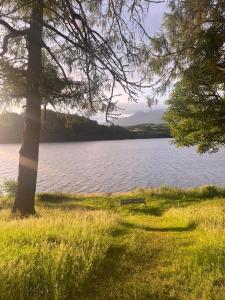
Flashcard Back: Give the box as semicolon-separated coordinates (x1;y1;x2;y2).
126;124;171;139
0;110;170;144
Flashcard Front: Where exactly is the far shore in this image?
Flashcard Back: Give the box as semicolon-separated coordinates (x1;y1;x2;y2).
0;136;171;145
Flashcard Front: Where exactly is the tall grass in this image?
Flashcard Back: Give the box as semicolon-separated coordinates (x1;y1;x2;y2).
0;186;225;299
0;208;119;300
120;199;225;299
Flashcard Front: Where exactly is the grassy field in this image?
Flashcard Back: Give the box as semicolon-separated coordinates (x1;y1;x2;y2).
0;186;225;299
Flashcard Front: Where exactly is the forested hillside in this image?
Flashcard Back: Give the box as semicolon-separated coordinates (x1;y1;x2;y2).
0;110;170;143
0;110;134;143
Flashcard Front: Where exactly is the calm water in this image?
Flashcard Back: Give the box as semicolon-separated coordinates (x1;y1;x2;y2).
0;139;225;193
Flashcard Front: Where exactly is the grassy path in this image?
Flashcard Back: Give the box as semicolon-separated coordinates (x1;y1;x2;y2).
0;186;225;299
73;186;225;299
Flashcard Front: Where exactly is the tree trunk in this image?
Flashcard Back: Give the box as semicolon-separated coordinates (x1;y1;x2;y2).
13;0;43;216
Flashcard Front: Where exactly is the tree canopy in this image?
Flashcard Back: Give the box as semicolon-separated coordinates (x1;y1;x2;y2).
147;0;225;153
165;62;225;153
0;0;156;119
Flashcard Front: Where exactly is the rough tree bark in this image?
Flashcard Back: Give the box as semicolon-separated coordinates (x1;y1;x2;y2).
13;0;43;215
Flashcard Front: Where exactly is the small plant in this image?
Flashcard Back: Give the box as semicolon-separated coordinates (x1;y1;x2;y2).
2;179;17;196
199;185;221;198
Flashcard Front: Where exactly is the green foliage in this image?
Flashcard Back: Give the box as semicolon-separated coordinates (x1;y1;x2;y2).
165;62;225;153
0;58;84;111
0;0;152;116
1;179;17;196
149;0;225;153
152;0;225;82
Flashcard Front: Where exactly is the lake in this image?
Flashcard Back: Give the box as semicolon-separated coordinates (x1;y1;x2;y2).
0;138;225;193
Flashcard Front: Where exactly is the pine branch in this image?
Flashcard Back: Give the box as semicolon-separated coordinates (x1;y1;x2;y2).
0;19;29;56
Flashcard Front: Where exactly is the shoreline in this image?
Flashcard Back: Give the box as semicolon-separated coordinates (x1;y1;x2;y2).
0;136;171;145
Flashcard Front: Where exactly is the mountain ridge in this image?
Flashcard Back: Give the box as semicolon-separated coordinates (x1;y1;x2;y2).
114;109;166;127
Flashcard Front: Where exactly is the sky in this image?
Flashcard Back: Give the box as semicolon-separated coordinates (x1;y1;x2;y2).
2;1;168;121
92;1;168;123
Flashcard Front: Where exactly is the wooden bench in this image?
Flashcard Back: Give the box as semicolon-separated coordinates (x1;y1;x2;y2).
120;198;146;206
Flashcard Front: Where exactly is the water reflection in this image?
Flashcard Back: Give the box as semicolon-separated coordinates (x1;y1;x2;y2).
0;139;225;193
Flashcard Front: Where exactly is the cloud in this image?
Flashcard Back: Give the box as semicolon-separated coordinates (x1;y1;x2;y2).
91;98;167;124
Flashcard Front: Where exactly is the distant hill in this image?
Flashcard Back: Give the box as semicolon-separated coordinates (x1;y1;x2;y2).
0;110;170;144
0;111;134;143
114;109;166;126
0;111;169;144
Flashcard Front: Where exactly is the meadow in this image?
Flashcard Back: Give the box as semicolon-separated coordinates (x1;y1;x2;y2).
0;185;225;299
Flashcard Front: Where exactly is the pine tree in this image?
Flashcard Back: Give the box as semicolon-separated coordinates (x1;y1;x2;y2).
0;0;154;215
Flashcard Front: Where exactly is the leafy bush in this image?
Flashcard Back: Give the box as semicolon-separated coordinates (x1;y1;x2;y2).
1;179;17;196
199;185;224;198
37;192;72;202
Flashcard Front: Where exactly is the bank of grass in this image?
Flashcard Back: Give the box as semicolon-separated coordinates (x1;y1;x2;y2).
0;185;225;299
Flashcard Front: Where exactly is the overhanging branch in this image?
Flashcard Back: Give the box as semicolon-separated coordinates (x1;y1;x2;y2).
0;19;29;56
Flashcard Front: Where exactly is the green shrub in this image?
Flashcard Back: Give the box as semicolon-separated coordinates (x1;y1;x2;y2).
37;192;72;202
199;185;223;198
1;179;17;196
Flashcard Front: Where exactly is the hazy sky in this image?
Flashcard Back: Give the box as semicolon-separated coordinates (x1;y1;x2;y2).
4;2;167;121
92;1;168;123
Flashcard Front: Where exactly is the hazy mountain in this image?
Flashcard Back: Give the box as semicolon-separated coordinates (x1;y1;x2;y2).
114;109;166;127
